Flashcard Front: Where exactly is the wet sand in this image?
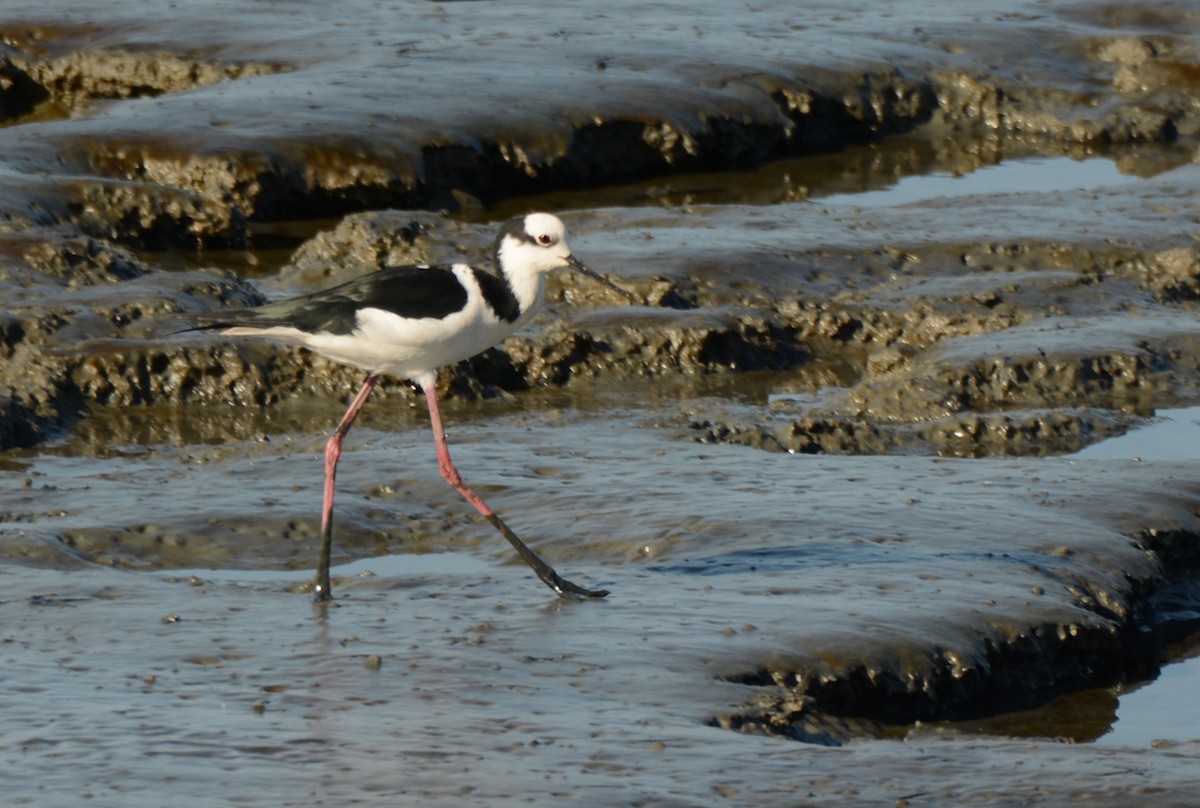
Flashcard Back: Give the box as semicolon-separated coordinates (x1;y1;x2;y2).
3;0;1200;804
6;408;1200;804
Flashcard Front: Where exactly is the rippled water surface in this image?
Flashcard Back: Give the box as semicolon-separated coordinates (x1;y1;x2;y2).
4;0;1200;804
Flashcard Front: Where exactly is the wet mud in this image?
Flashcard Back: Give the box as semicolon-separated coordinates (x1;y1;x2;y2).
3;0;1200;804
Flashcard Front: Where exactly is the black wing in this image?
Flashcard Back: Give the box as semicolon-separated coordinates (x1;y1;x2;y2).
191;264;470;336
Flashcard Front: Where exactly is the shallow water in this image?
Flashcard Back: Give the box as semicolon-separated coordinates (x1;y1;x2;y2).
818;156;1142;208
1074;406;1200;462
5;399;1197;804
1071;408;1200;748
1099;646;1200;748
892;409;1200;747
4;0;1200;803
11;304;1197;773
7;185;1200;806
4;153;1200;802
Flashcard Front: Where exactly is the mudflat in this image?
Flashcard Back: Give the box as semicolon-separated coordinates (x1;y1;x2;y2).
2;1;1200;804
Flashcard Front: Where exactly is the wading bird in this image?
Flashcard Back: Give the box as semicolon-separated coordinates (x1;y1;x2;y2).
188;213;633;601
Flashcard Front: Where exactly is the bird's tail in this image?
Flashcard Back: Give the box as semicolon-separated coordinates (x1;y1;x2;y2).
172;306;292;336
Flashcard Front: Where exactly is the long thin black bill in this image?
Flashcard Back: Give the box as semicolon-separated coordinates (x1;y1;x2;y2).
568;255;638;304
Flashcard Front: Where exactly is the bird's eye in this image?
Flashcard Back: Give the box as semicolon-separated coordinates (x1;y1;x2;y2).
536;234;555;246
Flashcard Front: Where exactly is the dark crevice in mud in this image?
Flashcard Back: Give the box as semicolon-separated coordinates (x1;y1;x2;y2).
71;80;938;249
0;394;54;450
439;78;940;209
0;58;51;124
0;356;92;451
712;530;1200;746
2;47;944;247
49;68;1192;251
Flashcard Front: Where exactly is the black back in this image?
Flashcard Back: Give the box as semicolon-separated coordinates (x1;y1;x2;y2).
189;260;528;335
193;265;472;335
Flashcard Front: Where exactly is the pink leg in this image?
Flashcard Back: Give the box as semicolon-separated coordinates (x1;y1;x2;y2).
423;382;608;599
314;373;380;600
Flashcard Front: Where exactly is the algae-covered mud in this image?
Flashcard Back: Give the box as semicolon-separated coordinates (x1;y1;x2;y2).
3;0;1200;804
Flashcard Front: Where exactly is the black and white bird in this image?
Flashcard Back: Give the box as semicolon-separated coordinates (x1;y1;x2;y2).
188;213;634;601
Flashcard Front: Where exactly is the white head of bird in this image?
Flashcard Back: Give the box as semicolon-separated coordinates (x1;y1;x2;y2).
495;212;634;309
496;212;574;276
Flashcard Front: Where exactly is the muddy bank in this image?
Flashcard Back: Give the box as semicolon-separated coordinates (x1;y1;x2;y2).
6;166;1200;458
0;0;1195;243
0;0;1196;456
2;0;1200;804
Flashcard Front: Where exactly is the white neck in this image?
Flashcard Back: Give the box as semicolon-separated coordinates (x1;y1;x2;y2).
504;266;547;323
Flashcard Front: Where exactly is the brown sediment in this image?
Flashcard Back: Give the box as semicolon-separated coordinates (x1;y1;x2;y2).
2;0;1200;803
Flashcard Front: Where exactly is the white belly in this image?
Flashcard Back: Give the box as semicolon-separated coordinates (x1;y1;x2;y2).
303;304;525;379
222;264;546;383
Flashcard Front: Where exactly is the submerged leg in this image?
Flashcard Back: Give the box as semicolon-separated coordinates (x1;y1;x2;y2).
422;381;609;599
314;373;380;601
